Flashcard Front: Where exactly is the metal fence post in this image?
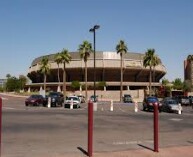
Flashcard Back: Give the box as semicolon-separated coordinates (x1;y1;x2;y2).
154;103;159;152
0;97;2;157
88;100;93;157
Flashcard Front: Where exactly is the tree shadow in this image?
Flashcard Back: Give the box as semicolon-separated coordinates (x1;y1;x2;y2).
77;147;88;156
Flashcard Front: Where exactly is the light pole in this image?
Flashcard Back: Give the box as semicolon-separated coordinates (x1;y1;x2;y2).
89;25;100;102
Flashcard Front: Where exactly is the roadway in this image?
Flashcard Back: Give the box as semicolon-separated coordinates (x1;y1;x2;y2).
1;94;193;157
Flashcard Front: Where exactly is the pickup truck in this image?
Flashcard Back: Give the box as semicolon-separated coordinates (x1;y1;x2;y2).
123;94;133;103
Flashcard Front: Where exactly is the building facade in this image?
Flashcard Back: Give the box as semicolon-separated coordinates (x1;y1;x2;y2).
26;51;166;94
0;79;6;88
184;55;193;84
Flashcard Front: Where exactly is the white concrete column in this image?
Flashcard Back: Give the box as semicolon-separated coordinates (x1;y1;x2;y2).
27;87;31;93
110;100;113;111
70;98;73;109
134;101;138;112
48;97;51;108
57;86;61;92
127;86;130;90
178;103;182;114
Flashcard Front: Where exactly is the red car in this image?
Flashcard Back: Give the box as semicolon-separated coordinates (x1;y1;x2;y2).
25;94;46;106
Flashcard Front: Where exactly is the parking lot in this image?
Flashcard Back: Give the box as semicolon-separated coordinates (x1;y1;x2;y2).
1;94;193;157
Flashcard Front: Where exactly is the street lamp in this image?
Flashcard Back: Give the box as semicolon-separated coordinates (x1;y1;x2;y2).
89;25;100;102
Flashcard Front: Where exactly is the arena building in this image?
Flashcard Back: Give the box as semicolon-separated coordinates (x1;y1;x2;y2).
26;51;166;100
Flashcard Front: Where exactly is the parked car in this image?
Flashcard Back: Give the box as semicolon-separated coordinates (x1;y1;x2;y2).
46;92;64;107
64;96;81;108
77;95;86;103
174;95;190;106
90;95;98;102
123;94;133;103
143;96;162;112
161;97;183;113
25;94;46;106
189;96;193;106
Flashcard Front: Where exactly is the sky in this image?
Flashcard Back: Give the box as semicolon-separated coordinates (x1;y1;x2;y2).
0;0;193;82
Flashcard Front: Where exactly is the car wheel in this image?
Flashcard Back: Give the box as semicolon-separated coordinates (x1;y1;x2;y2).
143;106;146;111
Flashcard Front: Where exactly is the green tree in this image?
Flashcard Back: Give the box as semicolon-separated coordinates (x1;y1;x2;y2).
143;49;158;96
39;57;50;92
78;40;92;102
172;78;183;90
6;76;20;92
71;81;81;91
116;40;128;102
161;78;172;97
19;75;28;90
54;52;63;90
97;81;106;90
162;78;170;86
6;74;11;79
183;80;192;92
152;55;161;94
60;49;71;100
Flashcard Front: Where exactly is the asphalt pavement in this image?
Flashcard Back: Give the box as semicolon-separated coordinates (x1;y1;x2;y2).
1;93;193;157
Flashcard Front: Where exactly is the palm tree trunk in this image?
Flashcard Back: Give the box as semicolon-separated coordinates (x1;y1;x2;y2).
57;64;60;83
44;74;47;93
120;54;123;102
85;61;88;102
57;64;60;91
149;66;152;96
63;63;66;101
153;66;155;95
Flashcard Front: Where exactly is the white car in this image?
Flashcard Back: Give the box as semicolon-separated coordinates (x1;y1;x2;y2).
64;96;81;108
161;97;183;113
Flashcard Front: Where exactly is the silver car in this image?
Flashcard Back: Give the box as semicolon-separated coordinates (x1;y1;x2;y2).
161;97;183;113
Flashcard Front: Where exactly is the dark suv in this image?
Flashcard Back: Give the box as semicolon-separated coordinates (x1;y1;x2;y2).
46;92;64;107
143;96;162;112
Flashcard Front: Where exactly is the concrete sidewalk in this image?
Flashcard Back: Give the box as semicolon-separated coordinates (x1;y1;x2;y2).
94;145;193;157
60;145;193;157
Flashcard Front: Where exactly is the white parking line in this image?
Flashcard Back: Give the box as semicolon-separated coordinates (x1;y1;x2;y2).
1;97;8;100
169;118;183;121
3;107;16;110
113;140;153;145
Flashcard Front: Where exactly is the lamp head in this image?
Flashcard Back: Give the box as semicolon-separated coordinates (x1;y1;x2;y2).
94;25;100;29
89;25;100;32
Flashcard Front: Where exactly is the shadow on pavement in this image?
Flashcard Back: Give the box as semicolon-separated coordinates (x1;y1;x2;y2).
138;144;154;152
187;140;193;144
77;147;88;156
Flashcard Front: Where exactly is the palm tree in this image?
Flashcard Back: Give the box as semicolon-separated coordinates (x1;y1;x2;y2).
116;40;128;102
54;52;63;91
143;49;158;96
152;55;161;94
78;40;92;102
60;49;71;100
39;56;50;93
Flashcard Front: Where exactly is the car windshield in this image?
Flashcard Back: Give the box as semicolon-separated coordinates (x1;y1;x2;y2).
49;92;59;96
147;97;158;103
30;95;39;98
167;100;178;105
67;97;79;101
91;95;98;98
